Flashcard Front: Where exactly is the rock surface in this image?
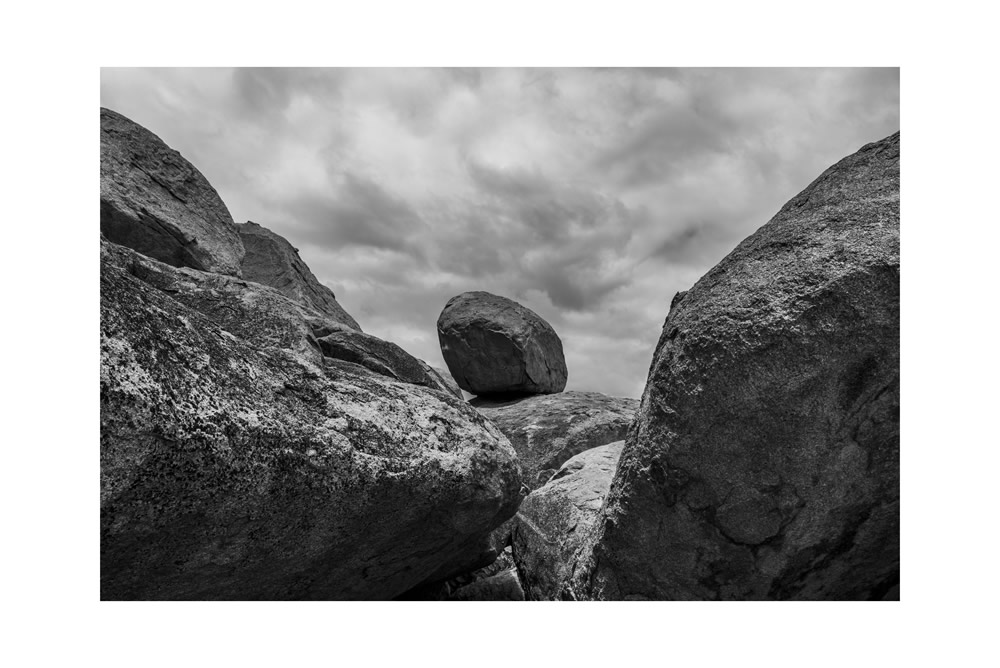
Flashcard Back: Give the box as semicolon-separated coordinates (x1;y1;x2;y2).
421;364;465;401
449;568;525;601
437;291;567;396
397;545;523;600
566;132;901;601
101;240;522;600
111;241;327;367
100;107;245;277
316;328;462;398
472;391;638;490
237;221;361;331
513;442;624;600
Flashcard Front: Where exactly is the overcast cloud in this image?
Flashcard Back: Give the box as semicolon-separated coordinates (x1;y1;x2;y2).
100;67;899;398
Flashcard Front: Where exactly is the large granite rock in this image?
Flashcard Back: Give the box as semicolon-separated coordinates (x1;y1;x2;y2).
238;221;361;331
101;240;522;600
437;291;567;396
471;391;638;490
100;107;245;277
513;442;624;600
566;132;900;601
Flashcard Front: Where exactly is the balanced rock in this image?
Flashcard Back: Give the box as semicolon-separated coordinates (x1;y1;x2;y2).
567;132;900;601
101;108;245;276
238;221;361;331
471;391;638;490
513;441;624;600
101;240;522;600
437;291;567;396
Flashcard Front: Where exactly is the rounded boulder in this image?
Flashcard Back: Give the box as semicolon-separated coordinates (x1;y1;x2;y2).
436;291;567;396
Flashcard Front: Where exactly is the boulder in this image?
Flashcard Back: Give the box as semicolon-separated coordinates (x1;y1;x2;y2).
237;221;361;331
437;291;567;395
567;132;900;601
100;107;245;276
101;240;522;600
513;442;624;600
316;328;463;398
471;391;638;490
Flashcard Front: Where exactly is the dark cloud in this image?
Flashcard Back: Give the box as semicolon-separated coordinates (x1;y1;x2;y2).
286;174;426;254
466;159;552;199
101;67;899;398
593;106;729;188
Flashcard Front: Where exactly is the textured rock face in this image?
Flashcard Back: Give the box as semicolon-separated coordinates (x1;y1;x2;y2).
437;291;567;396
513;442;624;600
567;133;900;601
471;391;638;490
316;328;463;398
100;108;245;277
101;241;522;600
238;221;361;331
110;241;326;367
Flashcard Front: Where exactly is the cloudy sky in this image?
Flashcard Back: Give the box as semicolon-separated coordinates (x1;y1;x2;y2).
101;68;899;398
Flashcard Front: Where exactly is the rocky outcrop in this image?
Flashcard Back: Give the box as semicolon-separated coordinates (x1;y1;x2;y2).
567;132;900;601
513;442;624;600
316;328;462;398
101;240;523;600
237;221;361;331
471;391;638;490
110;242;457;402
437;291;567;396
111;241;327;367
100;107;245;277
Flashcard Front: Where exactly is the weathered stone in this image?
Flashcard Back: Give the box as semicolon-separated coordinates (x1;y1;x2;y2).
513;442;624;600
101;240;522;600
109;241;326;367
316;328;462;398
567;132;900;601
237;221;361;331
437;291;567;395
472;391;638;490
100;108;245;276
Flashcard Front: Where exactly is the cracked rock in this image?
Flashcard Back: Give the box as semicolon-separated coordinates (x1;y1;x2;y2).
512;441;624;600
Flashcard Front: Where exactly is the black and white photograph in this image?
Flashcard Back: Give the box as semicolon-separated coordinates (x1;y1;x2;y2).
98;66;900;601
7;2;999;666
